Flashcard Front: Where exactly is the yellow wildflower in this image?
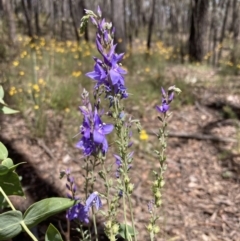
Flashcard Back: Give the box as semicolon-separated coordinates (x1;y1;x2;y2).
33;84;40;92
38;78;45;85
19;71;25;76
65;108;70;113
34;105;39;110
9;87;17;96
145;67;150;73
72;71;82;77
140;130;149;141
13;61;19;67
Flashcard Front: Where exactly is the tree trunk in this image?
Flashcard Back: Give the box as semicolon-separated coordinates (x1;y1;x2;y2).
147;0;156;50
68;0;80;42
21;0;34;38
231;0;240;68
34;0;40;35
189;0;209;62
3;0;16;45
217;0;231;65
111;0;126;53
61;0;67;40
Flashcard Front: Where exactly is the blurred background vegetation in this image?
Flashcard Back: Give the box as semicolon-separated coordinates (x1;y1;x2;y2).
0;0;239;138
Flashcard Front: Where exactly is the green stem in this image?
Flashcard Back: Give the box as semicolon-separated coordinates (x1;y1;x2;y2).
92;207;98;241
122;192;129;240
91;158;98;240
102;164;115;240
20;221;38;241
127;194;137;241
0;187;16;210
0;187;38;241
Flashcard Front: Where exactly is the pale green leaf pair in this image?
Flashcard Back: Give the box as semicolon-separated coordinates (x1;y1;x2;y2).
0;198;74;240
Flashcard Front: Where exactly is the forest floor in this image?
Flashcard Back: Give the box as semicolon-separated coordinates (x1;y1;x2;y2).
1;63;240;241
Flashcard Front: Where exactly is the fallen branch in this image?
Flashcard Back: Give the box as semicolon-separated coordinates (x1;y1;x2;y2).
168;131;236;143
149;130;236;143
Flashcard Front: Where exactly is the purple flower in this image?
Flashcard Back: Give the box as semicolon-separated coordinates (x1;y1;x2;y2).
156;100;169;113
156;87;175;113
85;60;107;87
76;106;113;156
93;109;114;153
67;203;89;223
76;136;97;156
66;192;102;224
85;191;102;211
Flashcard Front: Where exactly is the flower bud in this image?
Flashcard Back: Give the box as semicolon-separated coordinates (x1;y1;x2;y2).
155;190;161;198
127;183;134;194
155;198;162;207
153;226;160;234
124;177;130;184
147;224;153;232
105;220;112;229
160;180;165;187
112;223;119;234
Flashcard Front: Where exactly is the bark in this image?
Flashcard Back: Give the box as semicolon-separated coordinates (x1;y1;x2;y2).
231;0;240;67
217;0;231;65
61;0;67;40
68;0;80;42
3;0;16;45
147;0;156;50
34;0;40;35
111;0;126;53
189;0;209;62
21;0;34;38
134;0;141;37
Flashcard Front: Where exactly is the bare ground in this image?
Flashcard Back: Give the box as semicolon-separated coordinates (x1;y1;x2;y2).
1;84;240;241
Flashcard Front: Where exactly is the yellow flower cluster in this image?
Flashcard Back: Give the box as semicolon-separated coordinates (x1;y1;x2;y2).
9;87;17;96
72;71;82;77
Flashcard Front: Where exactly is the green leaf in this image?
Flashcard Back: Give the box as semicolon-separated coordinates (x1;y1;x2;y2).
0;171;24;196
0;210;23;240
0;106;19;114
9;162;25;172
24;198;76;228
45;224;63;241
118;224;137;240
0;165;9;175
0;86;4;100
1;158;13;168
0;142;8;160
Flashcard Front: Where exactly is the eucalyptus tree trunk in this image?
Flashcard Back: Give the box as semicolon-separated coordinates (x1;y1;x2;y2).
61;0;67;40
189;0;209;62
147;0;156;50
34;0;40;35
217;0;231;65
231;0;240;68
21;0;34;38
111;0;126;53
3;0;16;45
69;0;80;42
